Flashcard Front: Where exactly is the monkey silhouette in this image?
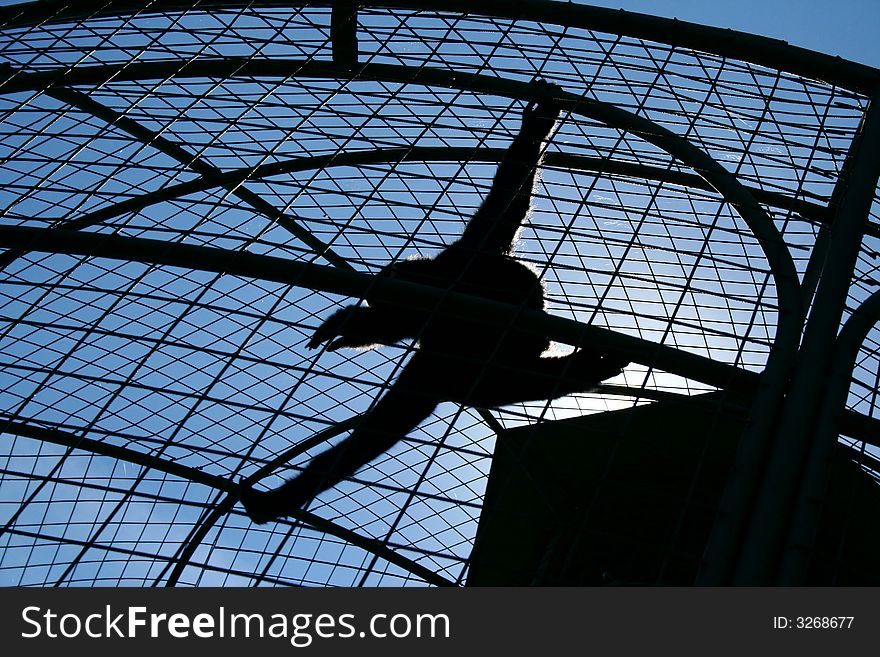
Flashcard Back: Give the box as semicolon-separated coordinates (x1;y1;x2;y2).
240;85;628;523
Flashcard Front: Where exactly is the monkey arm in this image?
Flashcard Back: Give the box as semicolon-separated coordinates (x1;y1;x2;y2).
457;86;563;256
307;304;422;352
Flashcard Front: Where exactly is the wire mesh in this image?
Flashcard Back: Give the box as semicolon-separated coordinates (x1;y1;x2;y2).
0;0;877;586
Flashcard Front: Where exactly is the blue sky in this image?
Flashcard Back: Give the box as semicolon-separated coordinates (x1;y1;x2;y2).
0;0;877;587
580;0;880;67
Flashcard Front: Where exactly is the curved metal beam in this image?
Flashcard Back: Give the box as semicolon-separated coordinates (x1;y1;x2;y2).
777;289;880;583
4;526;305;587
835;293;880;443
2;419;233;491
835;291;880;385
0;61;350;270
832;292;880;444
700;87;880;585
0;0;873;589
0;417;454;587
163;414;360;587
0;0;877;93
3;145;831;258
0;58;803;344
744;92;880;585
0;224;757;392
22;224;873;448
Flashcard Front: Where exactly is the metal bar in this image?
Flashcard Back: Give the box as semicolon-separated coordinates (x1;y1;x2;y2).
163;414;360;587
0;418;454;587
45;54;802;588
1;0;877;94
2;145;831;258
839;405;880;442
331;1;358;67
0;58;802;343
834;293;880;411
698;88;880;586
0;224;757;392
26;223;879;451
1;419;233;491
778;291;880;584
0;62;350;270
735;90;880;585
3;526;305;587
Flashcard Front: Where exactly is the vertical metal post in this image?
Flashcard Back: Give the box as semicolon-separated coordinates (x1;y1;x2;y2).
331;2;359;68
695;302;802;584
732;88;880;584
698;88;880;586
777;289;880;584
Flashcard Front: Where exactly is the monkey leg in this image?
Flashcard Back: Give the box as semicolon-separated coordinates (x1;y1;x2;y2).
456;349;629;408
240;362;439;524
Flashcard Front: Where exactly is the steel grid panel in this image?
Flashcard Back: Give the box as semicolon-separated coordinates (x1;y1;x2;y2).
0;0;877;587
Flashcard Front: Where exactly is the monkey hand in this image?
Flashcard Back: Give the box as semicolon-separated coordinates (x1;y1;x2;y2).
307;305;363;352
523;79;563;131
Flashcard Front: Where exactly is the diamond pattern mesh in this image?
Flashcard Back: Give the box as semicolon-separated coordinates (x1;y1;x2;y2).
0;1;877;586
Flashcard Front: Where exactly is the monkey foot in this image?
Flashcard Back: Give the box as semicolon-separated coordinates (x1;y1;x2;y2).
240;478;319;525
571;350;630;383
239;482;286;525
600;353;631;377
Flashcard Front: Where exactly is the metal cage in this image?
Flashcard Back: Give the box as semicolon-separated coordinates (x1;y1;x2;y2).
0;0;878;586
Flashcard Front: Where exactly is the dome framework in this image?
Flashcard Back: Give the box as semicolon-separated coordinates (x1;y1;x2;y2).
0;0;878;586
